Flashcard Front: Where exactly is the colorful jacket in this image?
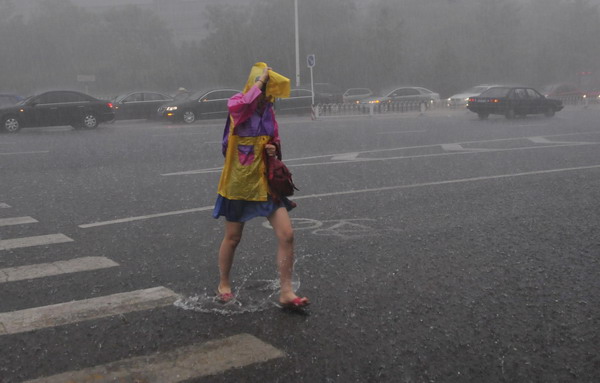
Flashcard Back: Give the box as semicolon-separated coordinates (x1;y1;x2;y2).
217;85;280;201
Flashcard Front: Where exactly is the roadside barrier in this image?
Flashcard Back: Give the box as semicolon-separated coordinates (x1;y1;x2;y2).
313;100;433;119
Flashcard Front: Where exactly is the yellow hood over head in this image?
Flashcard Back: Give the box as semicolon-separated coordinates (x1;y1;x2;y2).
243;62;291;101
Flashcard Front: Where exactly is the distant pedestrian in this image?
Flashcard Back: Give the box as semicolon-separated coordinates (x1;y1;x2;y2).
212;62;309;310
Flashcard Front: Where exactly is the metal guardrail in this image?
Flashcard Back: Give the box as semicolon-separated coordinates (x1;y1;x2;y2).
312;96;598;119
313;100;431;119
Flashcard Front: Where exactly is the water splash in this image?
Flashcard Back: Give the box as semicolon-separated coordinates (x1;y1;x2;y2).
174;279;301;315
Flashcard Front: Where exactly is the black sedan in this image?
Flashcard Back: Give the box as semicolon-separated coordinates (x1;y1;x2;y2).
157;89;240;124
467;86;563;120
112;91;173;120
0;90;114;133
275;88;313;115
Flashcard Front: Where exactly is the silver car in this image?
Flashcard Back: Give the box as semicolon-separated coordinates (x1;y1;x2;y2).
362;86;440;108
447;84;501;108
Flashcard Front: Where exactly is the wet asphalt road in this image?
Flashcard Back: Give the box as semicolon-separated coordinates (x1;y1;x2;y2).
1;106;599;382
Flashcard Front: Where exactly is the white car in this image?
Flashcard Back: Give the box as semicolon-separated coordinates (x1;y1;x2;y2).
447;84;502;108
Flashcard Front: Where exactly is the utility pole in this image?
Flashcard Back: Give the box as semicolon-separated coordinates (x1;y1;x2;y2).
294;0;300;87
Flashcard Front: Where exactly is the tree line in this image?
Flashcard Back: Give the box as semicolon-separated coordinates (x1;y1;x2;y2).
1;0;599;98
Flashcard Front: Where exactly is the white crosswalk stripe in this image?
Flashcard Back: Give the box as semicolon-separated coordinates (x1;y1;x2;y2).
0;256;119;283
0;216;38;227
1;212;280;381
23;334;284;383
0;286;179;336
0;233;74;251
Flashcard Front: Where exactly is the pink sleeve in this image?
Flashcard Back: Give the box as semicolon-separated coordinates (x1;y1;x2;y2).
272;111;280;144
228;85;262;126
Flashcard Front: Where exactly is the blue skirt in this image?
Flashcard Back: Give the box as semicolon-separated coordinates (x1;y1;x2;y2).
212;195;296;222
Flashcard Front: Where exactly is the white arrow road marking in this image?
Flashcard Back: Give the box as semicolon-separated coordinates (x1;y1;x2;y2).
0;257;119;283
0;203;11;209
331;152;359;161
529;136;596;145
0;234;73;251
23;334;284;383
0;286;179;336
441;143;492;152
0;216;38;227
441;143;466;151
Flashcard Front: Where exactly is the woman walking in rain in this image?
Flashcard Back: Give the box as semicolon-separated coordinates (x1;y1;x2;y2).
212;62;309;310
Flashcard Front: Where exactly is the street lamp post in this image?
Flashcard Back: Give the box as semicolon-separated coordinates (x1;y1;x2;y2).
294;0;300;87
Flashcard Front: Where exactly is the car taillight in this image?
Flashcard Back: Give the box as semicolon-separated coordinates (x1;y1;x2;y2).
107;102;114;109
468;98;475;102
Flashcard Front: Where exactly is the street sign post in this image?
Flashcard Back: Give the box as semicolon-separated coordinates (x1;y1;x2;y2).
307;54;316;106
77;74;95;94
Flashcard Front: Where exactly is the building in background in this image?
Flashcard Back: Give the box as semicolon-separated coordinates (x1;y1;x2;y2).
13;0;250;42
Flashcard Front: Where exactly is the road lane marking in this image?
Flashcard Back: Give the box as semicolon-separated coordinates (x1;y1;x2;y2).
23;334;284;383
0;286;179;336
162;131;600;176
0;234;74;251
0;257;119;283
529;136;594;145
441;143;491;152
292;164;600;200
0;203;12;208
529;136;554;144
162;167;222;176
285;142;597;168
0;216;38;227
0;150;49;156
377;130;425;134
80;163;600;228
331;152;359;161
78;206;214;228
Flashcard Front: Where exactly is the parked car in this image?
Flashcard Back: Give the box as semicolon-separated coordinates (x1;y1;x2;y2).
362;86;440;108
112;91;173;120
447;84;501;108
157;89;241;124
467;86;563;119
0;93;23;107
313;83;344;104
275;88;313;114
583;89;600;104
540;83;585;99
0;90;114;133
342;88;373;103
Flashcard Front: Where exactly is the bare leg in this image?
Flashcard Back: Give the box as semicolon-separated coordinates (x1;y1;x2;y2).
218;220;244;294
267;207;308;304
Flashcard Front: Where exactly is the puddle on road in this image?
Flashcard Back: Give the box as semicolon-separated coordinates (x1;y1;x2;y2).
175;279;301;315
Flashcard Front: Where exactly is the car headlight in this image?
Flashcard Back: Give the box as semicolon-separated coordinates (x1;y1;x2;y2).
166;106;178;111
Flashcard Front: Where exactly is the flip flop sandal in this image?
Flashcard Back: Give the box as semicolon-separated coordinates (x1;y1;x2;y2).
279;297;310;310
216;291;235;303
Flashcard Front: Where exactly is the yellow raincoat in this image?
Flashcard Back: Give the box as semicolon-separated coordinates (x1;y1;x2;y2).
216;63;290;202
